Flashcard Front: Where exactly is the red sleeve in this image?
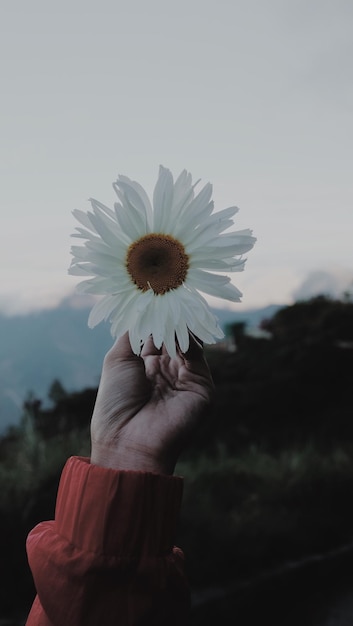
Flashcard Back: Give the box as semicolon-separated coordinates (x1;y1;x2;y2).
26;456;190;626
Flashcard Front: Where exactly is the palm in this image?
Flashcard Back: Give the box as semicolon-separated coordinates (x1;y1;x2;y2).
91;333;214;474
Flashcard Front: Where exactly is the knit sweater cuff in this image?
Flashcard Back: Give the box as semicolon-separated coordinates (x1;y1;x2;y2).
55;456;184;558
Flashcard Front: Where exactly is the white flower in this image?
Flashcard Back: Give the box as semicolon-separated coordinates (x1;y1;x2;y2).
68;165;256;357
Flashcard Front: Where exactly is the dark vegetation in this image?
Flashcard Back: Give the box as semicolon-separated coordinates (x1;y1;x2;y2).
1;295;353;624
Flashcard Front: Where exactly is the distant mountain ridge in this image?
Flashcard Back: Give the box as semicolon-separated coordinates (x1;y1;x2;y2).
0;298;282;433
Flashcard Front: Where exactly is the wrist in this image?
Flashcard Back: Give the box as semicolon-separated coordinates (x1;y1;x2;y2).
90;441;176;475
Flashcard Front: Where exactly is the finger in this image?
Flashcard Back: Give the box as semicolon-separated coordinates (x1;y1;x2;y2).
140;334;162;357
104;331;139;365
188;331;203;350
182;334;213;383
182;332;207;368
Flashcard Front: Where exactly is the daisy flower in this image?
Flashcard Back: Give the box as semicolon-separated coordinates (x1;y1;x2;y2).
68;165;256;357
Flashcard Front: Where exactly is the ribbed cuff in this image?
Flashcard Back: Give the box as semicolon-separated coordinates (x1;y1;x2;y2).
55;456;184;558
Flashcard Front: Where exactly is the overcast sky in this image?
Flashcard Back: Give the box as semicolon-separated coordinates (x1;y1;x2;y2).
1;0;352;315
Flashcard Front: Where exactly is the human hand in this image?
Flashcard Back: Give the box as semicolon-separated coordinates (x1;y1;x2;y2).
90;332;214;475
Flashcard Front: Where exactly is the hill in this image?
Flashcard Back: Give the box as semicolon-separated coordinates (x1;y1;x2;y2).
0;297;282;433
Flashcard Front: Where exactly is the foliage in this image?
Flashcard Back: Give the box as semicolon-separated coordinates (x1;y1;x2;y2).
177;443;353;587
1;295;353;618
0;396;92;616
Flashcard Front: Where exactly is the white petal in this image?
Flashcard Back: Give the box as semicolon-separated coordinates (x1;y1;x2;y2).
70;245;91;260
182;206;240;251
175;201;214;243
204;230;257;252
179;182;213;221
70;246;123;273
188;268;231;289
191;320;223;344
89;198;116;221
128;292;155;353
88;210;125;249
189;257;246;272
163;314;178;358
173;169;193;206
186;272;242;302
76;277;115;295
90;199;129;243
149;293;178;357
175;320;189;353
72;209;97;232
150;297;166;349
192;237;255;261
183;218;225;251
129;326;142;355
68;263;93;276
71;226;101;241
113;184;149;237
188;267;243;298
85;238;127;263
153;165;174;232
110;314;131;341
88;295;121;328
170;170;195;220
214;206;240;219
167;289;181;327
110;314;130;340
110;291;140;338
178;287;224;340
114;201;146;242
113;177;152;228
215;282;243;301
72;261;114;278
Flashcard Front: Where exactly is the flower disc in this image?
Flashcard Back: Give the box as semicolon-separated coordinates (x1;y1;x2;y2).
126;234;189;294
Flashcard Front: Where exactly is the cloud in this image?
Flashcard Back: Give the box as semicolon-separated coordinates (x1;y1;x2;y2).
293;269;353;302
0;269;76;316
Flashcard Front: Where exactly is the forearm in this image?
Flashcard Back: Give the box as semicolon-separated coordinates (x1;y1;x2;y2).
26;457;190;626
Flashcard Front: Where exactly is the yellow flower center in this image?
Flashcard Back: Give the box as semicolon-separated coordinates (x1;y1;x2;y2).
126;234;189;295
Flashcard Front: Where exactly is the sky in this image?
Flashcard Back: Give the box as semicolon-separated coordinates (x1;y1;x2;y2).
1;0;352;316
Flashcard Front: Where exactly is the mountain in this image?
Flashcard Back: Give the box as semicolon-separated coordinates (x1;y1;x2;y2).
0;297;282;434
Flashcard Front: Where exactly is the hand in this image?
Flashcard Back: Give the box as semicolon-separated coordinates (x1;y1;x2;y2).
90;332;214;475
